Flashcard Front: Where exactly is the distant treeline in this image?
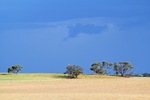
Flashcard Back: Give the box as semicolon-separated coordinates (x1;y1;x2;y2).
5;61;150;78
132;73;150;77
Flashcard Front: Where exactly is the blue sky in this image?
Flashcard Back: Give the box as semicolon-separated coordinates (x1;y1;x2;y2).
0;0;150;73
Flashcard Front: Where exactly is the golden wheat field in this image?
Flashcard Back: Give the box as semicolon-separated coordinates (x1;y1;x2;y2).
0;74;150;100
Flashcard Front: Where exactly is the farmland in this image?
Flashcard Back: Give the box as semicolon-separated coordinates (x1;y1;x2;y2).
0;73;150;100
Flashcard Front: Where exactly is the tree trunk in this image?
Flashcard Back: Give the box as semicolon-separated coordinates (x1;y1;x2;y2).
116;72;119;76
75;74;78;78
121;74;124;77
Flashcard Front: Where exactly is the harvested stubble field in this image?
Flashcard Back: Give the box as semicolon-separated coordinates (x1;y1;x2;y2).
0;73;150;100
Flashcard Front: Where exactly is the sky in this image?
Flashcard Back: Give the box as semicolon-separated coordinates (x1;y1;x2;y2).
0;0;150;74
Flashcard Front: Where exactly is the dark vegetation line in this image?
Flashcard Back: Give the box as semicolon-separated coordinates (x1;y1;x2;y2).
3;61;150;78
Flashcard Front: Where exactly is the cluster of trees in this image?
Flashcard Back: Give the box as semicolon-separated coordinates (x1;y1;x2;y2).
90;61;134;77
142;73;150;77
64;61;134;78
133;73;150;77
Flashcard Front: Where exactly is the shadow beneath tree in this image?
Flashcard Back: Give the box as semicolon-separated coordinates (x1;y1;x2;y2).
52;74;71;79
0;73;10;75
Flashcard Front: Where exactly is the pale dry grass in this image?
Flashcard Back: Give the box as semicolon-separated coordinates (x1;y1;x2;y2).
0;77;150;100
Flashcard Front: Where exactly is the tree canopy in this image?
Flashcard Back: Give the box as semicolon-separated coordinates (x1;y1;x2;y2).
113;62;134;76
90;61;113;75
64;64;83;78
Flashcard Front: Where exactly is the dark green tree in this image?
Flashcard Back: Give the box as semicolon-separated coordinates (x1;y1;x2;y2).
113;62;133;77
64;64;83;78
8;65;23;74
90;61;112;75
8;67;13;73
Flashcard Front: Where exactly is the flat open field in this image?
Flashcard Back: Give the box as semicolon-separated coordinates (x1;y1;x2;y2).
0;73;150;100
